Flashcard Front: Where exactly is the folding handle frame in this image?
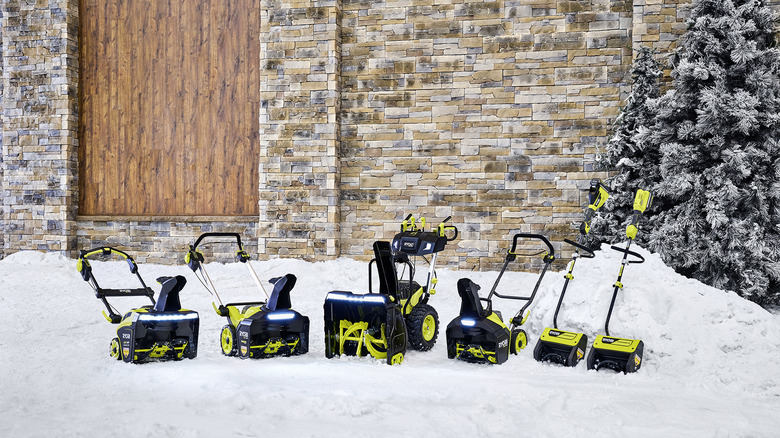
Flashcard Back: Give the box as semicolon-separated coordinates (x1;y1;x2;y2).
509;233;555;259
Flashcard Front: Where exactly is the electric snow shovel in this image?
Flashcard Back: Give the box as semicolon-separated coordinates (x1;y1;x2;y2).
586;189;652;373
534;179;608;367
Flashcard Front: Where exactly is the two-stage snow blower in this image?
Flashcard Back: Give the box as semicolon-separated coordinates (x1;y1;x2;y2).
324;215;458;365
533;179;608;367
78;247;199;363
185;232;309;358
446;233;556;364
586;189;652;373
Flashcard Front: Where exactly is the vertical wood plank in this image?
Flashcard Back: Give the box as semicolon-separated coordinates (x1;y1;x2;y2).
79;0;260;216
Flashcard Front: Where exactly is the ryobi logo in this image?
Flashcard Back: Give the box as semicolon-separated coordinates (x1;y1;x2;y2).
498;339;508;348
549;330;561;336
403;241;416;248
119;289;132;294
239;331;249;339
122;333;131;340
602;337;616;344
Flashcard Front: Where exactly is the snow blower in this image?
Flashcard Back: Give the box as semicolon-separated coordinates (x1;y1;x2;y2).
446;233;556;364
587;189;652;373
533;179;608;367
185;232;309;358
324;215;458;364
78;247;199;363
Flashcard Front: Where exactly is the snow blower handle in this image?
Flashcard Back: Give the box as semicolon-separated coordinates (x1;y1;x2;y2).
437;216;459;241
564;238;595;258
190;232;244;251
509;233;555;262
626;189;653;240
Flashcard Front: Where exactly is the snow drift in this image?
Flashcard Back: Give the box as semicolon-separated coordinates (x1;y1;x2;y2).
1;246;778;437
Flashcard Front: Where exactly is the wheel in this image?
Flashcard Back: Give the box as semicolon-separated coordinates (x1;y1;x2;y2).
220;325;237;356
510;328;527;354
109;337;122;360
407;304;438;351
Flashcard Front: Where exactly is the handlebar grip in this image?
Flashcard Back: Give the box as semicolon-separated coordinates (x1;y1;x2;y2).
610;245;645;264
564;239;595;258
444;226;458;242
191;232;243;251
80;247;132;261
510;233;554;256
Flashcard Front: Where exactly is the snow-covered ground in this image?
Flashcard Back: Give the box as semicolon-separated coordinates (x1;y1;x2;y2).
2;246;779;437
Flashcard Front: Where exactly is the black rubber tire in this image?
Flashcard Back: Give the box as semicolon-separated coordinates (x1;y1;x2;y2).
407;304;438;351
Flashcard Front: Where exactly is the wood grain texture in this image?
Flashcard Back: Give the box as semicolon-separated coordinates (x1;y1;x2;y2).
78;0;260;216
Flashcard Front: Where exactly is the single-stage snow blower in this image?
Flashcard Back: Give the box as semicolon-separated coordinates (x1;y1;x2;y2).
446;233;556;365
533;179;608;367
324;215;458;365
586;189;652;373
78;247;199;363
185;232;309;358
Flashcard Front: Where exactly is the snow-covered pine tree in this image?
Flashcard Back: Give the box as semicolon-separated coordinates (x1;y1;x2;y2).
590;46;662;247
650;0;780;305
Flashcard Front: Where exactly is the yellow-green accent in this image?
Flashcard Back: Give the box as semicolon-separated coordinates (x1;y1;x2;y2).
249;338;299;356
185;249;203;264
391;352;404;365
77;258;90;272
400;286;425;316
626;224;638;240
592;335;641;353
422;314;436;342
487;312;508;329
225;305;263;327
437;223;457;238
455;343;497;363
220;326;234;355
565;272;574;280
614;281;624;289
338;320;388;359
82;247;130;260
590;184;609;211
430;277;438;295
514;330;527;351
539;327;584;347
633;189;652;213
519;310;530;325
135;341;188;360
110;338;122;360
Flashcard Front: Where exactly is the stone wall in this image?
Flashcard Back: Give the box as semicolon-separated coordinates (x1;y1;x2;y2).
1;0;79;258
75;218;258;265
333;0;633;270
2;0;780;267
259;0;343;259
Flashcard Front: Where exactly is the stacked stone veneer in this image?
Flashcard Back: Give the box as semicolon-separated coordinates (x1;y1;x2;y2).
1;0;79;255
2;0;779;268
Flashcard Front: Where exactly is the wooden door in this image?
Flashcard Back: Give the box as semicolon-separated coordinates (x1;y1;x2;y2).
79;0;260;216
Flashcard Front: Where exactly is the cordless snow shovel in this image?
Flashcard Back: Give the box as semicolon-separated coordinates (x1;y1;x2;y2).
534;179;608;367
586;189;652;373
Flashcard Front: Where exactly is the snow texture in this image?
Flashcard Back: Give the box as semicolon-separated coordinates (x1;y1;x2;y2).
2;249;780;437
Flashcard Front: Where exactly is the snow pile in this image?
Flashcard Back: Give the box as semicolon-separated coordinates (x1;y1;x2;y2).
1;248;779;437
